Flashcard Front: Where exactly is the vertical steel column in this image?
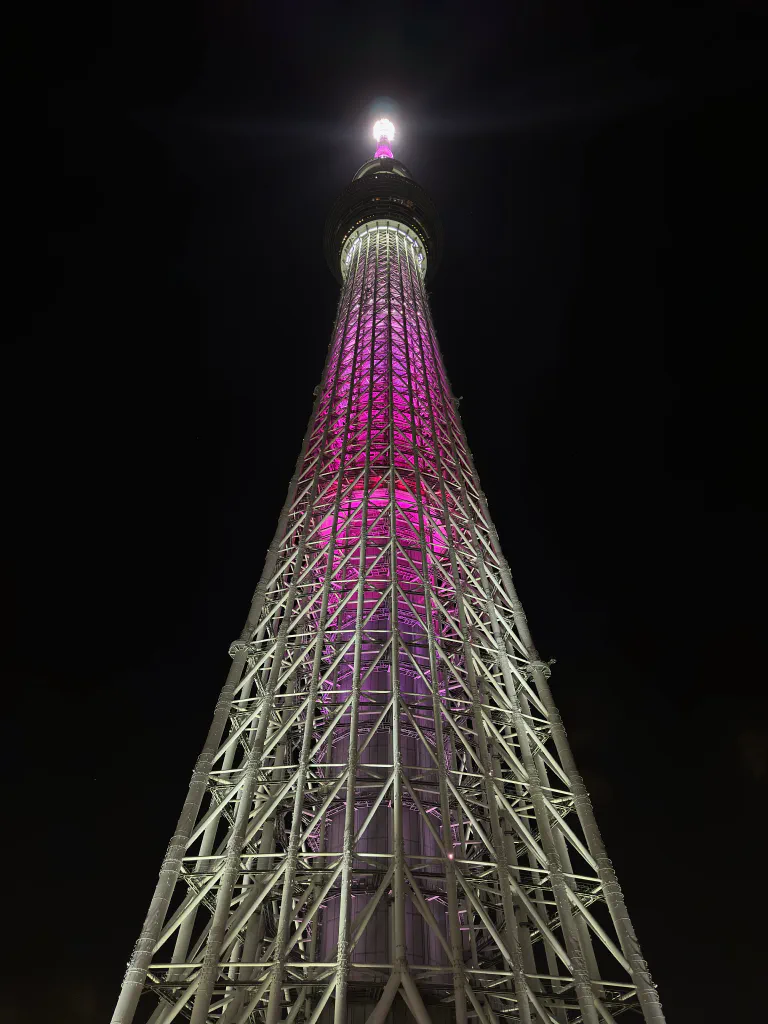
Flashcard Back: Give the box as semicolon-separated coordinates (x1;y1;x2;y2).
395;229;468;1024
300;723;335;1021
218;749;281;1024
333;226;378;1024
386;224;409;983
378;224;433;1024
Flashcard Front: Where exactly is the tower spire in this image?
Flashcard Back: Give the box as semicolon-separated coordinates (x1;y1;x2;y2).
373;116;395;158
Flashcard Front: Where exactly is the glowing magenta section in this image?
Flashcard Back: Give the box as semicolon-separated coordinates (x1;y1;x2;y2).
297;222;456;971
372;118;395;159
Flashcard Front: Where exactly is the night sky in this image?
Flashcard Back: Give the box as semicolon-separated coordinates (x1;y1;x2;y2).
7;3;767;1022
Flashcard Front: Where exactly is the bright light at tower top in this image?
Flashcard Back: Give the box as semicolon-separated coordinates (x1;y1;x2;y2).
373;118;395;159
373;118;395;142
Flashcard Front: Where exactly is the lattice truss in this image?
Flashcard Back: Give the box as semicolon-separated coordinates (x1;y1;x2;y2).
114;223;664;1024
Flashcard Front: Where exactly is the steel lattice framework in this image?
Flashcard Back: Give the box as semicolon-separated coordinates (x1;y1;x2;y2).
113;127;665;1024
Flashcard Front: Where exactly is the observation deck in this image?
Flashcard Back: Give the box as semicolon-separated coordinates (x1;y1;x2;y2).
324;132;443;284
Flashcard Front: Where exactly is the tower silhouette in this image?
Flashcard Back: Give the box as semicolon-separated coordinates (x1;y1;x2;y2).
113;119;664;1024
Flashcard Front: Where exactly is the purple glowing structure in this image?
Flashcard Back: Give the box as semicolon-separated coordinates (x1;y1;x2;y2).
113;122;665;1024
373;118;395;159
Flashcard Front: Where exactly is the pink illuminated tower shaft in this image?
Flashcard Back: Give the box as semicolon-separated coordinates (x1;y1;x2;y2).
111;123;665;1024
311;219;452;976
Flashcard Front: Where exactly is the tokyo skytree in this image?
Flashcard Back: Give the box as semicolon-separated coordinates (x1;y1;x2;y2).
113;118;664;1024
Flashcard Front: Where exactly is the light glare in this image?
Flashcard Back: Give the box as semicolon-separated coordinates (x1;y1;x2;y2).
373;118;395;142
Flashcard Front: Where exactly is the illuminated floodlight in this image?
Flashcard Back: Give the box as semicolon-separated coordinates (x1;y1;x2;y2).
373;118;395;158
373;118;395;142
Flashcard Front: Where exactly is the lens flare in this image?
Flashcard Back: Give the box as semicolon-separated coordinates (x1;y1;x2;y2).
372;117;395;142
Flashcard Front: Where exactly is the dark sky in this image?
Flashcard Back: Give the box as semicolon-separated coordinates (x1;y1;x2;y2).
6;2;766;1022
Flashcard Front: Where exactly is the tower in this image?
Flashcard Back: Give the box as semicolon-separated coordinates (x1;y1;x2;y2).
114;119;664;1024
